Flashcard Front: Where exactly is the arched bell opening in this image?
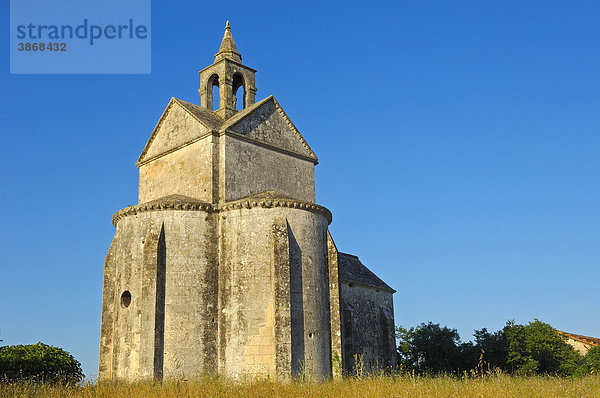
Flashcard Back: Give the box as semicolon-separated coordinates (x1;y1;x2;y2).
207;74;220;111
232;73;245;110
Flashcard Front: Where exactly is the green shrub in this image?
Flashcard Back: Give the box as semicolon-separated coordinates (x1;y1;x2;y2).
0;342;83;384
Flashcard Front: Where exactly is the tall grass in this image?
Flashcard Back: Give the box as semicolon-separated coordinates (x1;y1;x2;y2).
2;374;600;397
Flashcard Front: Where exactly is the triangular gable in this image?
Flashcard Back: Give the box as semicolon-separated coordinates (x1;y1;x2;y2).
137;98;223;165
338;253;395;293
222;96;318;162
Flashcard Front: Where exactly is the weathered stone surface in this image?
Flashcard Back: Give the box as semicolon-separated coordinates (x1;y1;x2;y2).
272;218;292;379
217;205;331;379
99;22;396;381
327;232;343;378
99;208;218;380
198;22;256;119
340;282;397;372
224;136;315;203
139;136;215;204
225;97;317;161
139;99;213;164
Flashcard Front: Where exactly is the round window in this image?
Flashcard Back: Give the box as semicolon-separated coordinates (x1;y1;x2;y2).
121;291;132;308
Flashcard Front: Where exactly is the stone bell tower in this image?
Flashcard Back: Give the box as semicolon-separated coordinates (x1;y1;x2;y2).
199;21;257;119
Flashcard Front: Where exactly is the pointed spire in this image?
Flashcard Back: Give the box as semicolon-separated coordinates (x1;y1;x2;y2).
215;21;242;62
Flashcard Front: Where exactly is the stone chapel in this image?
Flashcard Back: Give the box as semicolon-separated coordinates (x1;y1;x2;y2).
99;22;397;381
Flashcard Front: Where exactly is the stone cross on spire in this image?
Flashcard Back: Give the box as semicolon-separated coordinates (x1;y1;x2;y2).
215;21;242;63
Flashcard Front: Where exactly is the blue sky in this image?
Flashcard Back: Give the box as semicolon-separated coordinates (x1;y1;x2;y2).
1;0;599;378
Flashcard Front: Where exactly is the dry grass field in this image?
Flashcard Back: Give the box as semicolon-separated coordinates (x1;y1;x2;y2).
2;374;600;398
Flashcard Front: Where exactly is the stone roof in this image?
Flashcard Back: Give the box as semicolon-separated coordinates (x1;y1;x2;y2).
112;195;213;227
145;194;211;206
220;96;272;130
221;190;332;224
171;96;273;133
557;331;600;346
221;96;318;162
113;191;334;227
338;253;395;293
232;190;298;202
174;98;224;131
139;95;318;166
215;21;242;63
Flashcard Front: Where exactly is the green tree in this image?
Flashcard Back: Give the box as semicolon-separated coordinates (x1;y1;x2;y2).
583;346;600;373
473;327;508;370
0;343;83;384
397;319;586;376
397;322;466;375
505;319;582;376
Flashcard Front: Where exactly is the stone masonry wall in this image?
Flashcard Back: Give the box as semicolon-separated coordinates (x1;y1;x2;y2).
340;283;396;373
161;210;218;379
224;136;315;203
326;232;343;378
99;208;217;380
139;136;215;204
219;205;331;379
565;338;594;355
